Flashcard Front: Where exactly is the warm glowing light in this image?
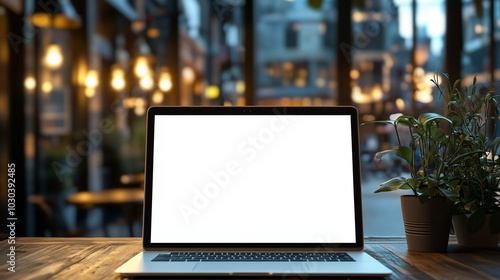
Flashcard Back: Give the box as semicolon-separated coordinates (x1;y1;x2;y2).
415;88;433;103
45;44;63;69
147;27;160;38
134;98;146;116
140;75;154;90
205;86;220;99
316;77;326;87
194;81;203;96
24;76;36;91
111;77;125;91
235;80;245;94
396;98;405;111
123;97;136;108
363;114;376;122
182;67;195;84
85;88;95;98
159;72;172;92
352;10;365;23
85;70;99;88
352;86;370;104
135;106;146;116
152;90;164;104
236;97;245;106
302;98;312;106
281;97;292;106
350;69;360;80
132;21;146;33
295;78;306;87
111;67;125;91
475;24;483;34
283;62;293;71
42;82;52;94
414;67;425;77
135;57;149;78
371;84;383;101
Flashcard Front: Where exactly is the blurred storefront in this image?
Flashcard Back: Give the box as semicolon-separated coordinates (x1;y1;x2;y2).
1;0;499;237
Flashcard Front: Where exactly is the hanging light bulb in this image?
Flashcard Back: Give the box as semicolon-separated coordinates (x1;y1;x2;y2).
235;80;245;95
158;68;172;92
85;70;98;98
45;44;63;69
134;56;149;78
182;66;195;84
85;70;99;88
42;82;52;94
205;85;220;99
134;97;146;116
152;90;164;104
111;66;126;91
24;76;36;91
139;75;154;91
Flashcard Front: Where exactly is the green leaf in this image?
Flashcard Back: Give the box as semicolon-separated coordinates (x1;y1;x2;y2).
453;79;461;90
475;98;484;113
467;209;486;233
438;187;459;200
418;113;452;126
375;146;413;166
396;115;419;127
449;149;484;165
430;126;447;142
451;115;464;127
374;177;410;193
487;137;500;149
418;194;429;204
489;213;500;234
361;120;395;126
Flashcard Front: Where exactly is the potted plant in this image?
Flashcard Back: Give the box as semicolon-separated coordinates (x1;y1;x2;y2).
432;75;500;248
363;110;460;252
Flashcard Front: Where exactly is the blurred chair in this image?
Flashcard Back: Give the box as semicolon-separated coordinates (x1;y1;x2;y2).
120;173;145;189
28;195;87;237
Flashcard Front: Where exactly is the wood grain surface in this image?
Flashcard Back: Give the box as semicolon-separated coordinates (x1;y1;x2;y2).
0;237;498;280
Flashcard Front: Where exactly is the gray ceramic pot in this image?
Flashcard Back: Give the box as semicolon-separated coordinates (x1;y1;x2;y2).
401;195;453;252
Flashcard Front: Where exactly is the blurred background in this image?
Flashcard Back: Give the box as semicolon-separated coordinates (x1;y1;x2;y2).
1;0;499;237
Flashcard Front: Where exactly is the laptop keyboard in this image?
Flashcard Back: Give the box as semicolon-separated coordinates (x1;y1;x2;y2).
152;252;355;262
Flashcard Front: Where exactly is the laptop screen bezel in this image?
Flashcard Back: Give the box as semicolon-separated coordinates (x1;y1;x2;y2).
142;106;364;250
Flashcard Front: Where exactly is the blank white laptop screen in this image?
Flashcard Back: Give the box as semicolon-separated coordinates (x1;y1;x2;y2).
150;115;356;244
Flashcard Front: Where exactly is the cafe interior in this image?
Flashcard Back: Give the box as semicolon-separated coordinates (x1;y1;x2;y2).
0;0;499;238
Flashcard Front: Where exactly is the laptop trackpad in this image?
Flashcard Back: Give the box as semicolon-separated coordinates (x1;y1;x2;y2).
194;262;309;274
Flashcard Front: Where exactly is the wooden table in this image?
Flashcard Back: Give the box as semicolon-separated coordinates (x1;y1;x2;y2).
66;188;144;237
1;237;499;279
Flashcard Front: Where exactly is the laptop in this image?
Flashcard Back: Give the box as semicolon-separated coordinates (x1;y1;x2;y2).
115;106;392;277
